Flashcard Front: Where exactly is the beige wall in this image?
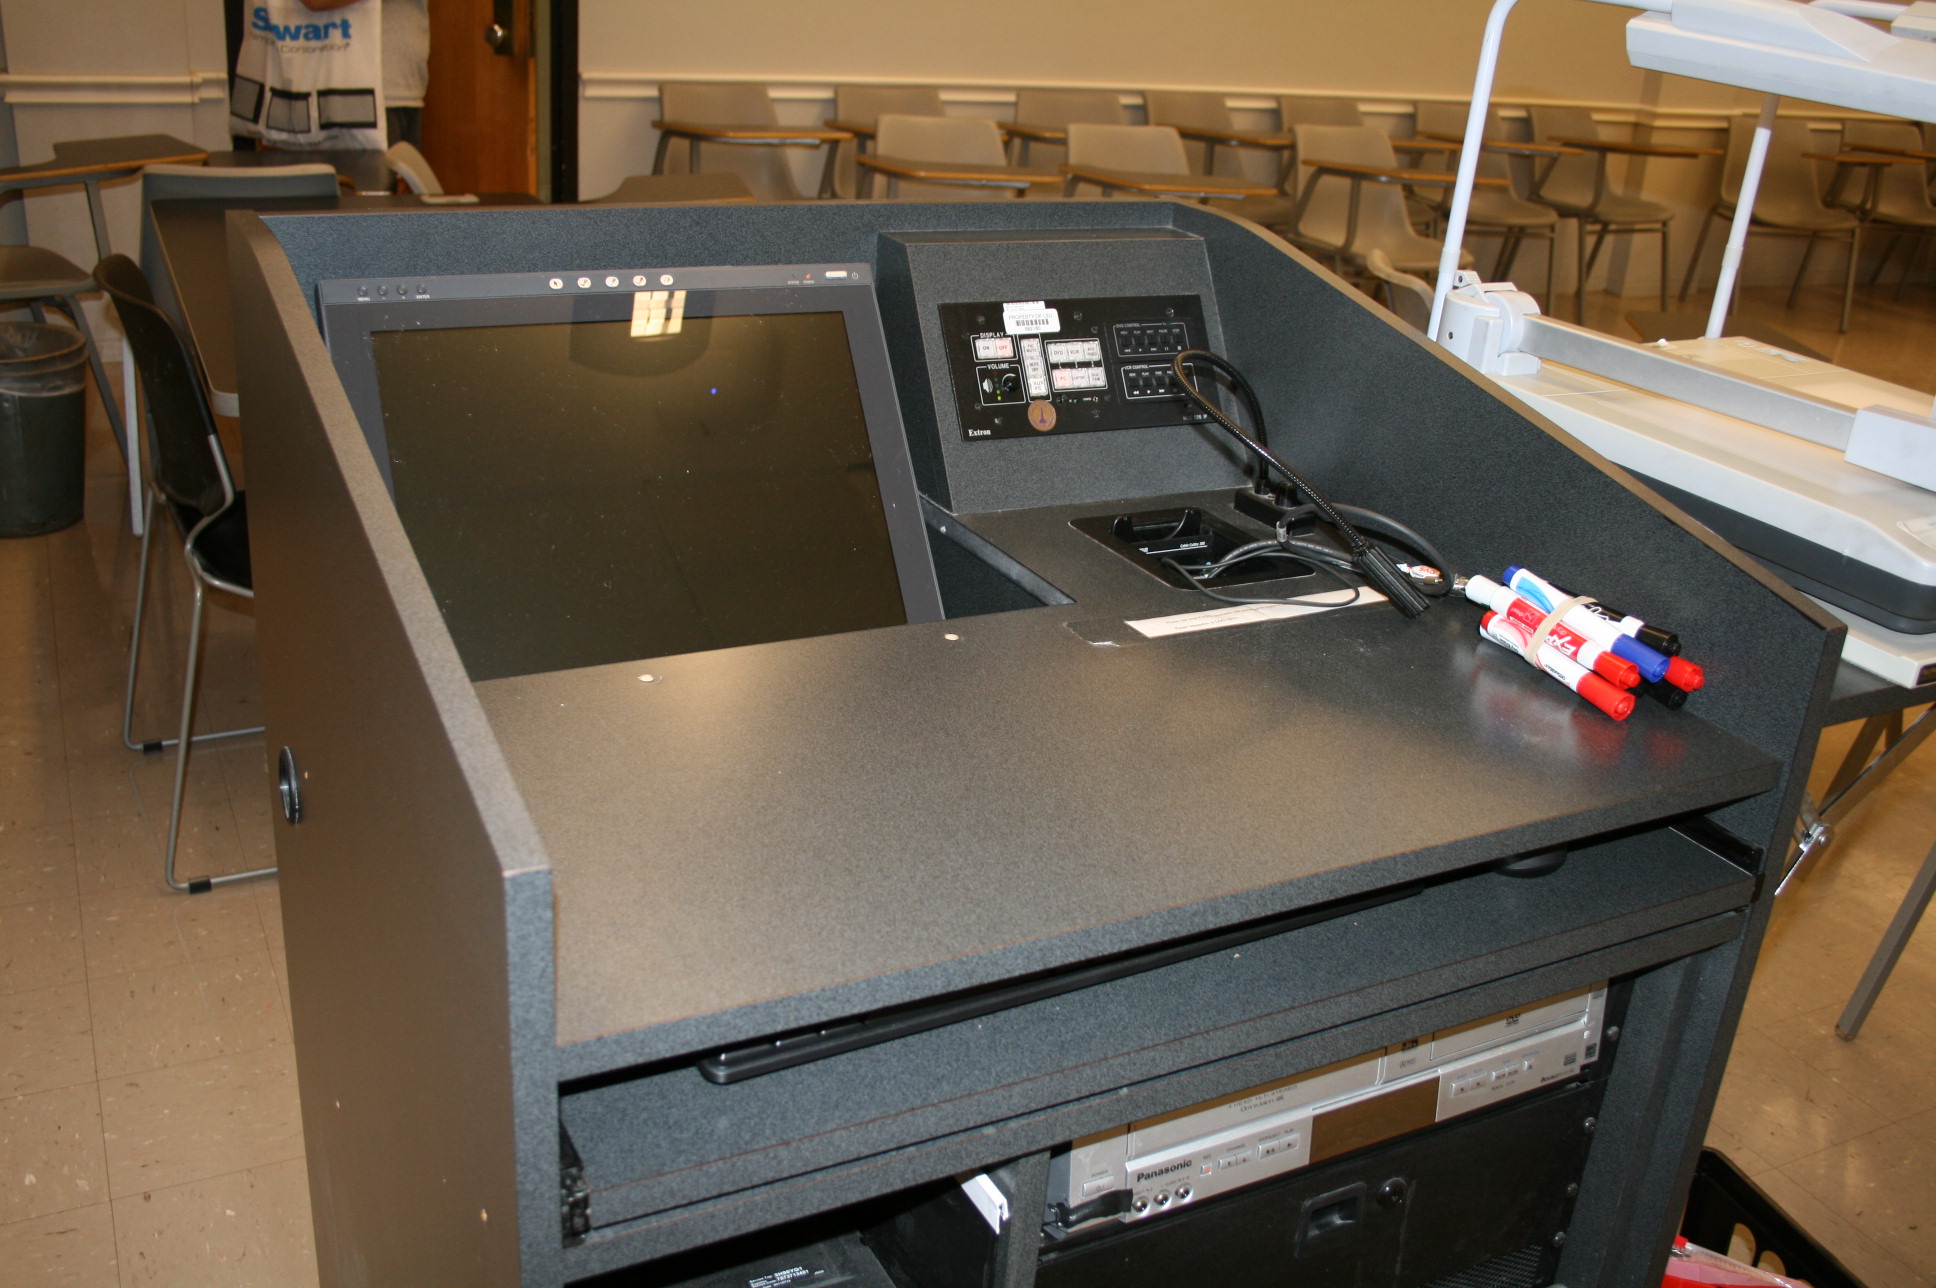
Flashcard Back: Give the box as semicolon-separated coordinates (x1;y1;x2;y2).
0;0;230;349
579;0;1879;299
581;0;1762;109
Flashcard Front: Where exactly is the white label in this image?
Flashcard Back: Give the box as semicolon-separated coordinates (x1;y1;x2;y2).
628;289;685;337
1901;514;1936;553
960;1174;1010;1233
1126;590;1383;640
1003;300;1062;334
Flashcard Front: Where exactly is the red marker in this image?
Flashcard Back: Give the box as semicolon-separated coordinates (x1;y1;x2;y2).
1463;575;1640;688
1480;612;1635;721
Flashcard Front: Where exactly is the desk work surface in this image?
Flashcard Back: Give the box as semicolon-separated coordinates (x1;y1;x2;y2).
477;489;1780;1057
0;133;205;183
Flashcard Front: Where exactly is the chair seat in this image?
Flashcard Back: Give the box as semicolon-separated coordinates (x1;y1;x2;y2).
1543;191;1672;226
1294;227;1472;275
1866;198;1936;229
168;492;252;591
0;244;93;301
1466;188;1559;229
1716;200;1856;233
1220;192;1302;228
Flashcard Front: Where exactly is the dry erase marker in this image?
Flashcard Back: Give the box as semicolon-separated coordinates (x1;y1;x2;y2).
1462;575;1641;688
1480;611;1635;721
1502;567;1703;691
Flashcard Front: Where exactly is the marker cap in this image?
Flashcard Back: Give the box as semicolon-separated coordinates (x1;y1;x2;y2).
1577;671;1636;721
1663;656;1705;692
1607;634;1671;684
1640;677;1689;709
1592;652;1641;689
1464;574;1505;607
1635;623;1679;656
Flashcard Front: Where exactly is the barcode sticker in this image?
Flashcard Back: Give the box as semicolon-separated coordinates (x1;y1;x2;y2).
1002;300;1061;335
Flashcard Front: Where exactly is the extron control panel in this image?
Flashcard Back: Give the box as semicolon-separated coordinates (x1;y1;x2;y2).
940;295;1217;441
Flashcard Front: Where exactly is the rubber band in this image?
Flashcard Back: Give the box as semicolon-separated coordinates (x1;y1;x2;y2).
1525;594;1595;667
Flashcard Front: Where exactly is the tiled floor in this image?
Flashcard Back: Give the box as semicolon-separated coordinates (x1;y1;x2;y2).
1;280;1933;1286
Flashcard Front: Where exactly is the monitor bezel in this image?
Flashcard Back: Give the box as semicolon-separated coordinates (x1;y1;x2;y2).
318;264;944;635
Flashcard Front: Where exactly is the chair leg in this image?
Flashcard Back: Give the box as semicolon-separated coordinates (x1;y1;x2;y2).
1680;209;1717;302
1841;224;1860;334
1544;228;1556;313
1788;234;1818;310
50;294;129;468
1894;230;1927;301
163;579;209;892
1658;223;1671;312
123;504;266;755
1580;224;1613;290
121;492;159;751
1868;228;1899;287
1496;228;1523;281
163;577;274;894
1576;218;1588;324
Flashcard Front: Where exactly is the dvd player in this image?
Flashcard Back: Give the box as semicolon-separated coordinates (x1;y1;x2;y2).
1047;985;1607;1231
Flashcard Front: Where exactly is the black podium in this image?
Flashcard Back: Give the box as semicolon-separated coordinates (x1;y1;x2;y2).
230;197;1839;1287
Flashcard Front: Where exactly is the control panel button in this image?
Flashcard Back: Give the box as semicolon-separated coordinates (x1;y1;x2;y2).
1019;337;1050;399
1114;321;1190;356
973;335;1016;361
1045;338;1104;364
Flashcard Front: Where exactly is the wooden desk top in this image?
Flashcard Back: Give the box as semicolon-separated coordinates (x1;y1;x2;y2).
857;155;1060;187
1059;164;1278;198
1414;130;1584;157
1806;150;1923;165
1171;124;1297;150
1305;160;1507;187
1840;142;1936;163
653;121;852;144
0;134;206;186
1549;137;1721;160
1001;122;1072;143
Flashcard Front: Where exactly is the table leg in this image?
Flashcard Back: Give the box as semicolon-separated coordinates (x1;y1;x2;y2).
83;178;114;263
652;131;672;175
1837;830;1936;1038
1823;714;1890;803
818;145;840;199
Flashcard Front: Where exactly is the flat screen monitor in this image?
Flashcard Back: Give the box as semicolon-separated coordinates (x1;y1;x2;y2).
320;265;940;681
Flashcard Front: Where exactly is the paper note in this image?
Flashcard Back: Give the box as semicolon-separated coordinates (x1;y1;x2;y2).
1125;589;1382;639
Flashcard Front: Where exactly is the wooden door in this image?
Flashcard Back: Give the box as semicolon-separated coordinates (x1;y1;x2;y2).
423;0;536;194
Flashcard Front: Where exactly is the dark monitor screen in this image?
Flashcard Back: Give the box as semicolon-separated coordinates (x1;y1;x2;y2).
320;268;939;681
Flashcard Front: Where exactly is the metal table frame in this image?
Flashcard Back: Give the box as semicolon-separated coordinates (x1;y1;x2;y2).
1781;664;1936;1037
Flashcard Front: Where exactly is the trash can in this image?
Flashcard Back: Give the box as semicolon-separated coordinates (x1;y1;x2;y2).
0;321;89;537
